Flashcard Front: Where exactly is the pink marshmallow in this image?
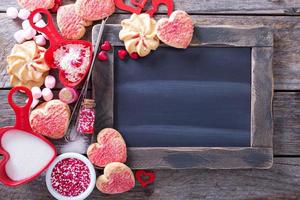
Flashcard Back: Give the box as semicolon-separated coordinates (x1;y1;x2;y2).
6;7;18;19
18;8;30;20
44;75;56;89
31;86;42;99
14;30;26;44
42;88;53;102
34;35;46;46
24;28;36;40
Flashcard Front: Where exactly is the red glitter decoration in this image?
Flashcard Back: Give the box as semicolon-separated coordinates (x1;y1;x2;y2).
101;41;111;51
118;49;127;60
115;0;174;17
51;158;91;197
98;51;108;61
77;107;95;134
129;52;139;60
50;0;62;13
135;170;156;187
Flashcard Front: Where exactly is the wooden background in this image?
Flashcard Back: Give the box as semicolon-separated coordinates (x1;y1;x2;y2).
0;0;300;199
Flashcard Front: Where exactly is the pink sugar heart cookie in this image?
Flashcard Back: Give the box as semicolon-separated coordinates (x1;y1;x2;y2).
30;100;70;139
57;4;92;40
156;10;194;49
17;0;55;11
87;128;127;168
96;162;135;194
75;0;115;21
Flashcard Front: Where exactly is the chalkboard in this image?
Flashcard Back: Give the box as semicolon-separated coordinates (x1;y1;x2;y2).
92;24;274;169
114;47;251;147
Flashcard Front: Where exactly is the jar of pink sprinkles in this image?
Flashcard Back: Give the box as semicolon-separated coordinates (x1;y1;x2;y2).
46;153;96;200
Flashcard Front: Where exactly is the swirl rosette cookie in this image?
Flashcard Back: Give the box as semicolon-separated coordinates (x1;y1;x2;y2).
119;13;160;57
6;41;50;89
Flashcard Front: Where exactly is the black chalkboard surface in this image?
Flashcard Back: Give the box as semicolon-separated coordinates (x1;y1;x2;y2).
92;24;274;169
113;47;251;147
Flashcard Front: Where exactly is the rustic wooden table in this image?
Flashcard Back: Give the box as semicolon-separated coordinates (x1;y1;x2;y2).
0;1;300;199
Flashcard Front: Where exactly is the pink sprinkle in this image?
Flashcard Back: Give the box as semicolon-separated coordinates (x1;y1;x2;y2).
77;108;95;134
51;158;90;197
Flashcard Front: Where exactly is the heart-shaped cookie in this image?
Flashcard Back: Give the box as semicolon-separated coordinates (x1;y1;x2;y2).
17;0;55;11
156;10;194;49
30;100;70;139
96;162;135;194
57;4;92;40
75;0;115;21
87;128;127;168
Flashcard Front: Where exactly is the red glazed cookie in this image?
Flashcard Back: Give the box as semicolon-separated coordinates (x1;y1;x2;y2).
30;100;70;139
87;128;127;168
17;0;55;11
96;162;135;194
75;0;115;21
156;10;194;49
57;4;92;40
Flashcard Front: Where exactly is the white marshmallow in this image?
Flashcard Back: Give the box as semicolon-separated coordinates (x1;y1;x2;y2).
26;98;40;109
42;88;53;102
6;7;18;19
24;28;36;40
14;30;26;44
18;8;30;20
35;19;46;28
42;33;49;40
33;13;42;23
44;75;56;89
22;20;31;30
34;35;46;46
31;87;42;99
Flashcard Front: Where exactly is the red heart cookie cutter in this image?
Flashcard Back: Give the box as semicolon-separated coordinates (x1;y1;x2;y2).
0;86;56;186
115;0;174;17
28;8;93;88
135;170;156;187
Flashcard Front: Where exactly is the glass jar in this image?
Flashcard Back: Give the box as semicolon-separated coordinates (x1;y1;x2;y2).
76;99;95;134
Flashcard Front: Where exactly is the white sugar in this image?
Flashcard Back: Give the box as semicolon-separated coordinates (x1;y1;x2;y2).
1;129;55;181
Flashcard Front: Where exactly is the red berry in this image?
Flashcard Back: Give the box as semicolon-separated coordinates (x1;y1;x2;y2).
101;41;111;51
130;52;139;60
118;49;127;60
98;51;108;61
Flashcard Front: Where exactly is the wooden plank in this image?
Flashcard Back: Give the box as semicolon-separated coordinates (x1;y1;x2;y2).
0;14;299;90
0;157;299;199
273;92;300;156
0;0;300;15
126;147;273;169
251;47;273;148
0;90;298;156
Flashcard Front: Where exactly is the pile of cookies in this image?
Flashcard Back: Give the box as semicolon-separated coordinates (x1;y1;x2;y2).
87;128;135;194
57;0;115;40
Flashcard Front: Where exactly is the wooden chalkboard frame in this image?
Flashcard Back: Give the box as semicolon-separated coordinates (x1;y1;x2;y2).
92;24;274;169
